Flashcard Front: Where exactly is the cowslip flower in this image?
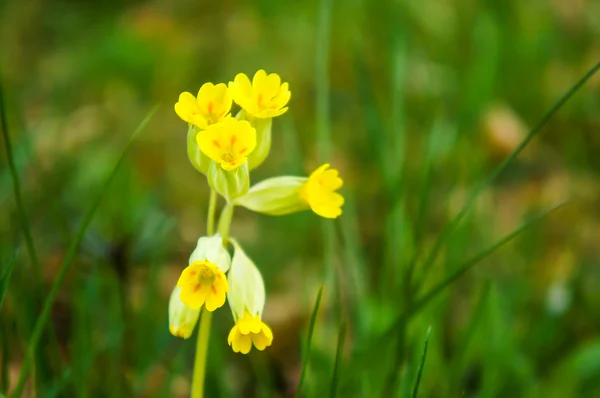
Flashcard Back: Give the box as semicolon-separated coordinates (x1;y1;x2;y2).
177;260;229;311
299;163;344;218
234;163;344;219
227;240;273;354
169;286;201;339
175;83;232;129
229;70;290;119
197;117;256;171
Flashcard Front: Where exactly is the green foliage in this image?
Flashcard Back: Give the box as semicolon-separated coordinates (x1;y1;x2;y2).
1;0;600;396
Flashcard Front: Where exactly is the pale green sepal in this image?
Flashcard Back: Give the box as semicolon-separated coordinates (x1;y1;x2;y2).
189;234;231;272
187;125;211;174
207;160;250;202
169;286;201;339
247;116;272;171
234;176;309;215
227;239;266;321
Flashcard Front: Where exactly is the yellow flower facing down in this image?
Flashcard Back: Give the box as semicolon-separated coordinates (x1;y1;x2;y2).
228;309;273;354
175;83;232;129
177;260;229;311
197;117;256;171
299;163;344;219
229;70;291;119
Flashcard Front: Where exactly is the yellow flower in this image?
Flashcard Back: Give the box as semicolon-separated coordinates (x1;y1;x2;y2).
174;83;232;129
227;309;273;354
229;70;291;119
177;260;229;311
299;163;344;219
197;117;256;171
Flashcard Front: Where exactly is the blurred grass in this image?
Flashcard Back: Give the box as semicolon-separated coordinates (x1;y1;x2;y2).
2;0;600;397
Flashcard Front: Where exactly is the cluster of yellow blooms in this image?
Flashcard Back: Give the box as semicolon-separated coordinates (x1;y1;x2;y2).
169;70;343;354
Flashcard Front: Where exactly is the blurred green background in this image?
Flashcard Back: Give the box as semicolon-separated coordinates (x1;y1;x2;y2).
1;0;600;397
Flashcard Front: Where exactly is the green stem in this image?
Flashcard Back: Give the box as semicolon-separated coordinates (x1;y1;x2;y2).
217;203;235;244
190;193;232;398
191;308;212;398
207;189;217;236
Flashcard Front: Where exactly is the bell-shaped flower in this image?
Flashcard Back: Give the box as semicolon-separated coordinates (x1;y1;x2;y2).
175;83;232;129
299;163;344;218
234;163;344;219
229;70;290;119
197;117;256;171
177;260;229;311
226;240;273;354
169;286;201;339
176;234;231;311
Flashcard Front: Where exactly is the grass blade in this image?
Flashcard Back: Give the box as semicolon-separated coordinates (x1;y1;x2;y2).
412;327;431;398
363;201;564;365
415;62;600;286
315;0;333;161
296;285;324;397
0;249;18;310
0;81;41;279
330;321;347;398
411;202;565;316
12;105;158;397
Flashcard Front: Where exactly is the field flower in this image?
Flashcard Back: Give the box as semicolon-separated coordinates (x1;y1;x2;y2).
175;83;232;129
228;309;274;354
234;164;344;219
229;70;290;119
177;260;229;311
299;163;344;218
227;241;273;354
197;117;256;171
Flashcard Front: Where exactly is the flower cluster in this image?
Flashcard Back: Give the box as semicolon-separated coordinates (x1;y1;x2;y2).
169;70;343;354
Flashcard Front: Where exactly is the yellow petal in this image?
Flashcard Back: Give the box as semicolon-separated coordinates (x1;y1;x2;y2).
204;288;226;312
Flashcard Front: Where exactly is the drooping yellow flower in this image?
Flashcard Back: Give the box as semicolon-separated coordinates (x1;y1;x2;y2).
197;117;256;171
229;70;291;119
227;309;273;354
177;260;229;311
174;83;232;129
299;163;344;219
226;240;273;354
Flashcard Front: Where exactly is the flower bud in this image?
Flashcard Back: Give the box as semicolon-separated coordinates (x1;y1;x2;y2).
187;126;211;174
189;234;231;273
234;176;309;215
207;160;250;202
169;286;201;339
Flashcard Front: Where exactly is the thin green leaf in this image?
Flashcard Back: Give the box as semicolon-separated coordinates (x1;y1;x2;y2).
0;249;18;310
410;202;565;317
363;202;564;366
296;285;324;398
1;80;63;388
330;321;347;398
412;327;432;398
0;81;41;279
315;0;333;161
416;62;600;286
12;105;158;398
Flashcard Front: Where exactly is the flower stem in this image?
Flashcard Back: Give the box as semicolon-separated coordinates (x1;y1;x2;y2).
207;189;217;235
190;191;230;398
217;203;235;244
191;308;212;398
